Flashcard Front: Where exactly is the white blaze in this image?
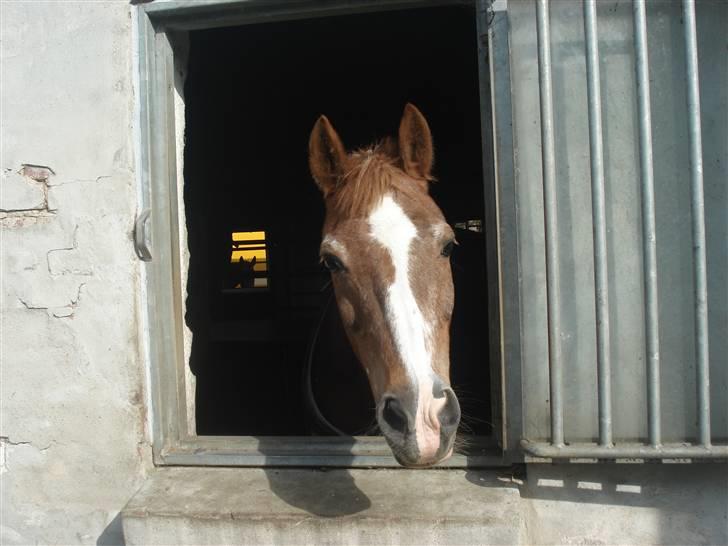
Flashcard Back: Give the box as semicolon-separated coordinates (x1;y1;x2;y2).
369;195;432;382
369;195;441;457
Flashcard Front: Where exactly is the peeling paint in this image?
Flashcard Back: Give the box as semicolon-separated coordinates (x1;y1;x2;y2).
2;4;150;543
46;225;93;277
0;436;52;475
0;164;56;224
46;174;112;188
51;306;75;318
19;164;55;181
17;282;86;318
0;436;51;451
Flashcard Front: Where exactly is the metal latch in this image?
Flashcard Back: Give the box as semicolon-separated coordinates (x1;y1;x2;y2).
134;208;152;262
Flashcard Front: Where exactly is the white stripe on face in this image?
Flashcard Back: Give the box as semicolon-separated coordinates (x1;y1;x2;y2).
368;195;433;385
369;195;442;456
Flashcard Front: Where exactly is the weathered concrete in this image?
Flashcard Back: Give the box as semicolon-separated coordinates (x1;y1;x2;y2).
122;465;727;546
121;467;525;545
520;463;728;546
1;2;151;544
0;168;48;214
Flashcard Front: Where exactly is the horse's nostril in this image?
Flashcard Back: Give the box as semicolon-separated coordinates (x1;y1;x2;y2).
382;396;409;434
439;388;461;430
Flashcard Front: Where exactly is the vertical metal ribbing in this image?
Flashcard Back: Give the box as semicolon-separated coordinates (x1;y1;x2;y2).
682;0;711;447
536;0;564;447
633;0;662;447
583;0;612;447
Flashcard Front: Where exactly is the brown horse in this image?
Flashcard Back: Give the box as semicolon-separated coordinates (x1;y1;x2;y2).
309;104;461;467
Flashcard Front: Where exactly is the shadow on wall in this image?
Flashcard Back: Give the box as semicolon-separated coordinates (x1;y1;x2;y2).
97;512;124;546
518;463;728;546
256;436;371;517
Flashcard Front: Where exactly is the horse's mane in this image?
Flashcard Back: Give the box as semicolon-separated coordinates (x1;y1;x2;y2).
328;141;402;218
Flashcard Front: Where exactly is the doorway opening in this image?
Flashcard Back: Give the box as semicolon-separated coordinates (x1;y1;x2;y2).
183;4;493;441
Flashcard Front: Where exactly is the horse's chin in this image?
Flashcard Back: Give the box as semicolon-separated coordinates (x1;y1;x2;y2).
394;448;453;468
385;434;456;468
391;447;454;468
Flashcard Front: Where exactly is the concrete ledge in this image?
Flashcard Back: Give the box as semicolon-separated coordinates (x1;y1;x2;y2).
121;467;524;545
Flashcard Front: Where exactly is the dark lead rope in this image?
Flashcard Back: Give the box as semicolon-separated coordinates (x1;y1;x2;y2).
303;281;349;437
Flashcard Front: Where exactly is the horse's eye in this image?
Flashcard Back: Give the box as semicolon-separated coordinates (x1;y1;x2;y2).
441;241;455;258
322;254;345;272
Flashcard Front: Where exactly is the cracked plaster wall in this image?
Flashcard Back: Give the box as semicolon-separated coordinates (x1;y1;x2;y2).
1;2;151;544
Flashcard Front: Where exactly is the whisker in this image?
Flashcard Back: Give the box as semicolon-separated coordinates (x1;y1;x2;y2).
460;413;494;427
452;435;476;455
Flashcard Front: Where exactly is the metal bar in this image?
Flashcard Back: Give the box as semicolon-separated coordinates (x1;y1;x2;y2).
476;0;506;447
489;8;523;461
682;0;711;447
136;7;177;464
521;440;728;459
633;0;662;447
536;0;564;448
583;0;612;448
134;209;153;261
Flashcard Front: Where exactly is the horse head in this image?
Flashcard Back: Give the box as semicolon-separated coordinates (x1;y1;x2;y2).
309;104;461;467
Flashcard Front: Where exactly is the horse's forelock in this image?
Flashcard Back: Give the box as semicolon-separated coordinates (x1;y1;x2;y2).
328;145;401;218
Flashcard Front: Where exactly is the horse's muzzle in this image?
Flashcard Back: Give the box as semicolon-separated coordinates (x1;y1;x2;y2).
377;385;461;467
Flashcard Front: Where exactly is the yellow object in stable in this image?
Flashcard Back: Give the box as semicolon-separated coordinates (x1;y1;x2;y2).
230;231;268;272
232;231;265;242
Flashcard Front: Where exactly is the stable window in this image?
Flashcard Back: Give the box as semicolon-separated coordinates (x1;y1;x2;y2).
228;231;269;291
136;0;507;466
138;0;726;467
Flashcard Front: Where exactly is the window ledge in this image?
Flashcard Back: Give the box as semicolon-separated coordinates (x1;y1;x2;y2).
121;467;524;545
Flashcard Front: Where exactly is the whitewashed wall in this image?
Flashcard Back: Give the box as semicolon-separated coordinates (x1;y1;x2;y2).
1;2;151;544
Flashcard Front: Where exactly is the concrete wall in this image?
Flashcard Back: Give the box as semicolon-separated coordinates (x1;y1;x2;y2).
520;463;727;546
0;2;151;544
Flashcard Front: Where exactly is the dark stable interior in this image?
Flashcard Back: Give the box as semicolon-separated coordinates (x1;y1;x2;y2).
184;5;492;437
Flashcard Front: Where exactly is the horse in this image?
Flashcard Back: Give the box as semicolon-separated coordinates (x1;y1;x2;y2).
308;103;461;467
229;255;257;289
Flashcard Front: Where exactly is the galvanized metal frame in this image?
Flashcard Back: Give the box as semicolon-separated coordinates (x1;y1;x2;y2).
681;0;712;449
583;0;612;449
633;0;662;449
135;0;509;467
485;1;526;461
519;0;726;461
535;0;565;449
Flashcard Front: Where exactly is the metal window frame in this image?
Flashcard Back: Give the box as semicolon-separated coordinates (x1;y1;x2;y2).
483;0;525;461
135;0;513;467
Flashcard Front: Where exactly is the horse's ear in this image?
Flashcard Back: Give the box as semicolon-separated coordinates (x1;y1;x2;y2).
398;103;434;181
309;115;347;196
